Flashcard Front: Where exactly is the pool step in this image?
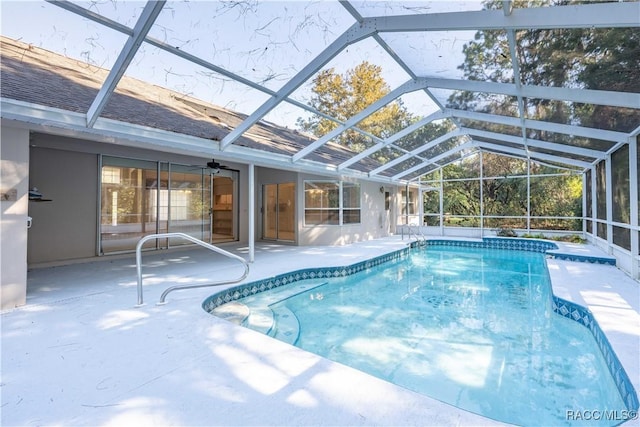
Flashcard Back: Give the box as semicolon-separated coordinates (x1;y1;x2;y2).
211;301;250;325
241;281;328;344
245;306;274;335
271;306;300;346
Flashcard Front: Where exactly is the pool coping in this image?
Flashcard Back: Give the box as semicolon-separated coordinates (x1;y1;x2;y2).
203;237;639;420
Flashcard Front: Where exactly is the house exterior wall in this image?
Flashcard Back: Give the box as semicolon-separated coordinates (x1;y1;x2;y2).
1;125;29;310
25;132;250;265
297;173;395;246
28;147;98;264
9;128;399;273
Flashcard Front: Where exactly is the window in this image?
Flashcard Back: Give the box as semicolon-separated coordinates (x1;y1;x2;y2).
401;190;417;215
304;181;360;225
342;182;361;224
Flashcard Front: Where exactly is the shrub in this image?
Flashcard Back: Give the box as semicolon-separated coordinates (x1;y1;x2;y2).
496;228;517;237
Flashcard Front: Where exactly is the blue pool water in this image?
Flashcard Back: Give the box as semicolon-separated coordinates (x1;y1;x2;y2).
211;245;627;426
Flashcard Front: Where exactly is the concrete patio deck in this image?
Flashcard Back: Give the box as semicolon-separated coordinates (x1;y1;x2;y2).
1;236;638;426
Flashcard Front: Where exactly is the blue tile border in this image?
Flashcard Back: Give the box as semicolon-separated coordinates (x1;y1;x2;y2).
202;247;411;312
553;297;639;413
423;237;558;253
548;253;617;265
417;237;617;266
202;238;634;412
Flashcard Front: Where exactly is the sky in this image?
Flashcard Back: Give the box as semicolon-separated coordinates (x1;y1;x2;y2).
0;0;482;128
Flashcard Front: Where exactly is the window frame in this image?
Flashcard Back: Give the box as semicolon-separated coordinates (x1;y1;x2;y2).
303;180;361;226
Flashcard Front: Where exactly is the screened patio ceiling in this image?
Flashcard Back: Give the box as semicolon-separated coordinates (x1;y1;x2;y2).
3;0;640;184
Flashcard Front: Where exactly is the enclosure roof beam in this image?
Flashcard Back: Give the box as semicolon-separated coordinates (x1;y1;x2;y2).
337;110;447;171
506;28;529;157
392;142;475;180
48;1;381;143
393;129;593;180
446;109;629;143
85;1;165;128
366;2;639;32
502;1;513;16
369;130;462;177
293;78;429;162
423;77;640;109
340;1;461;133
462;127;604;160
473;141;591;169
428;149;486;174
220;22;376;149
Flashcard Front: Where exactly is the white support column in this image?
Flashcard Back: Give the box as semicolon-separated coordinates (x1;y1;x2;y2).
606;154;613;253
591;166;597;237
248;163;255;263
480;150;484;237
582;171;587;236
527;157;531;232
629;140;638;278
439;171;444;236
419;187;425;227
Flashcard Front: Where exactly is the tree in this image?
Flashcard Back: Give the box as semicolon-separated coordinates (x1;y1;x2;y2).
450;0;640;132
297;62;413;155
439;0;638;230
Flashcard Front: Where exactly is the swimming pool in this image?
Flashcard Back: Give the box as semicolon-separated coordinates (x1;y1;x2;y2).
204;240;637;426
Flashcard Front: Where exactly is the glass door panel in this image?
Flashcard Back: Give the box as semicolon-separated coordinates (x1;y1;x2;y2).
263;184;278;240
212;172;237;243
263;183;295;242
277;183;295;241
167;164;210;246
100;157;160;254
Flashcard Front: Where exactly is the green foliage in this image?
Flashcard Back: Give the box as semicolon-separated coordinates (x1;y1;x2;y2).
297;62;413;155
423;153;583;230
451;0;640;132
296;62;458;165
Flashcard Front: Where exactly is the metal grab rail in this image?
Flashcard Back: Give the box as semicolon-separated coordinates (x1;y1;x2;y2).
135;232;249;306
401;224;427;245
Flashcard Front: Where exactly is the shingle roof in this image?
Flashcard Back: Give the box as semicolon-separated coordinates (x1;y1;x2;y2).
0;36;385;173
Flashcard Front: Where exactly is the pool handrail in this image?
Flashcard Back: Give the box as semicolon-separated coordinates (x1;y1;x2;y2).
135;232;249;306
402;224;427;245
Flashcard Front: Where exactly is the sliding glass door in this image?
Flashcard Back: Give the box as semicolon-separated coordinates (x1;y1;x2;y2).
263;183;295;242
100;156;237;254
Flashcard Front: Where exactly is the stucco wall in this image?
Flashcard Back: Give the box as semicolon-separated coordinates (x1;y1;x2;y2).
1;125;29;309
26;133;250;263
27;146;98;263
297;173;395;246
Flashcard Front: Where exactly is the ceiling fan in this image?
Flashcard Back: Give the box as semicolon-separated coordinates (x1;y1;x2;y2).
206;158;230;174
